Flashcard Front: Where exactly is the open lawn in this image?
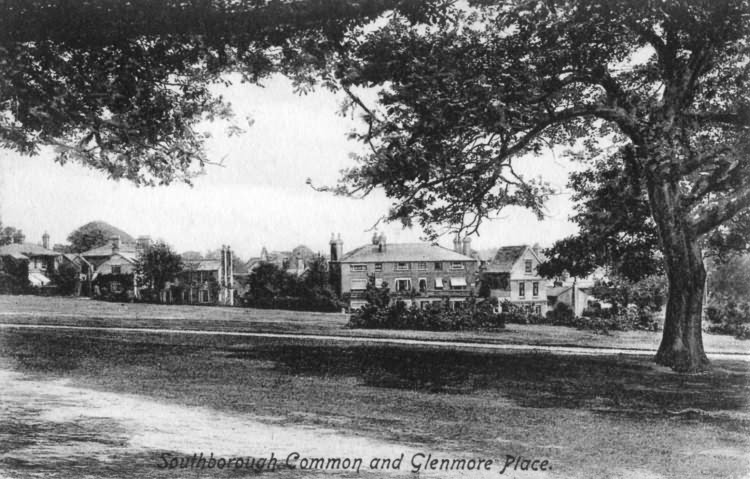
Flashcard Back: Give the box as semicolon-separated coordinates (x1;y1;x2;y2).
1;295;748;354
0;328;748;479
0;295;749;478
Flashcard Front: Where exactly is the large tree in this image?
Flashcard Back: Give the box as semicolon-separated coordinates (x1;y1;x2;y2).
324;1;750;371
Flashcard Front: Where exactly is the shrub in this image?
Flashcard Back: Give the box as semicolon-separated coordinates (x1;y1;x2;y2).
348;297;504;332
705;297;750;340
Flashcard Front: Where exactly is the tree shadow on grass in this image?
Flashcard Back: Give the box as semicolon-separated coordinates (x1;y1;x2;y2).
2;330;748;422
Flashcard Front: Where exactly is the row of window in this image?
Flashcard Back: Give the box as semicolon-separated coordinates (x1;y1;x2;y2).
351;277;468;292
518;281;540;297
350;261;466;273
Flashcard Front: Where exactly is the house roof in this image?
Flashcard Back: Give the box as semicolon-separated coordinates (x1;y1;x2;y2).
484;245;528;273
339;243;475;263
0;242;60;257
81;242;137;257
183;259;221;271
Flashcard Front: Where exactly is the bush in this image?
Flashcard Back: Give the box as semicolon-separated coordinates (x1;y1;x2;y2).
705;298;750;340
348;297;504;331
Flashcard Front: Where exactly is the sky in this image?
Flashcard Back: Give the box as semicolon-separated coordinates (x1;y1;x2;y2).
0;75;579;260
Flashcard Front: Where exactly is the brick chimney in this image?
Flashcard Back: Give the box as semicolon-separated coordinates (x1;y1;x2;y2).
42;232;50;249
329;233;343;261
111;235;120;254
462;236;472;256
136;235;152;255
378;233;387;253
453;234;461;253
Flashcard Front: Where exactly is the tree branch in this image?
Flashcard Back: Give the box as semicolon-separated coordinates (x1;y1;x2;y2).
693;188;750;235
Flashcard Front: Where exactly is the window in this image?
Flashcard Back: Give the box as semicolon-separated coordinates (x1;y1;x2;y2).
200;290;209;303
434;262;443;271
395;278;412;292
525;260;533;273
374;263;383;272
417;262;427;271
435;277;444;289
111;265;121;275
110;281;122;293
350;279;367;290
532;282;539;297
519;282;525;297
449;262;465;270
535;305;542;315
395;262;410;271
350;264;367;272
418;278;427;293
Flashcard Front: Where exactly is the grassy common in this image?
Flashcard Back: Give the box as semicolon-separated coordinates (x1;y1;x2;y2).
1;325;749;479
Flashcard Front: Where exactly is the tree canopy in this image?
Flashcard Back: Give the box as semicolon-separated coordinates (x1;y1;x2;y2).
67;221;134;253
0;0;429;184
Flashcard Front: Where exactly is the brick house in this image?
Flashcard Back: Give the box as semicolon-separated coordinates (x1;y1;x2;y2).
330;233;479;310
481;245;549;316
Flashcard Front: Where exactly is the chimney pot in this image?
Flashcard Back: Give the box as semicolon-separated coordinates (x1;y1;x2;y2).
42;232;50;249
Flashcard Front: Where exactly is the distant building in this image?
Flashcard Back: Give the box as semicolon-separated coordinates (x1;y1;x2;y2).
481;245;549;316
330;233;479;310
176;245;235;306
0;232;61;287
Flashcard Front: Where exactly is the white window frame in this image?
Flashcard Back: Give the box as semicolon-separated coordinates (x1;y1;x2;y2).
350;279;368;290
374;263;383;272
111;265;122;275
525;259;533;273
449;262;465;270
395;278;412;292
350;264;367;272
532;281;539;297
519;282;526;297
417;262;427;271
395;262;410;271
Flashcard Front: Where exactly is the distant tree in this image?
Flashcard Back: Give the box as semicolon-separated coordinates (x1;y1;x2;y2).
303;255;330;289
51;261;79;295
67;221;134;253
180;251;204;261
138;241;183;290
708;254;750;302
0;221;23;246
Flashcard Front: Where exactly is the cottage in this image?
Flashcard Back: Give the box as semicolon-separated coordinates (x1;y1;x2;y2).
0;232;62;287
481;245;549;316
330;233;478;310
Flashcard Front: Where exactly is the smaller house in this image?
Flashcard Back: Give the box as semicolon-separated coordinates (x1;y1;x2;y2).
176;246;235;305
481;244;549;316
91;252;139;298
0;232;62;288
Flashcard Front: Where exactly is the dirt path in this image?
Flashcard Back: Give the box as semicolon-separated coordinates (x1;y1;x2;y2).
0;368;558;478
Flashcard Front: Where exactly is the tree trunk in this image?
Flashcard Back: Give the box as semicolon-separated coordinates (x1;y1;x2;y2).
646;180;710;372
